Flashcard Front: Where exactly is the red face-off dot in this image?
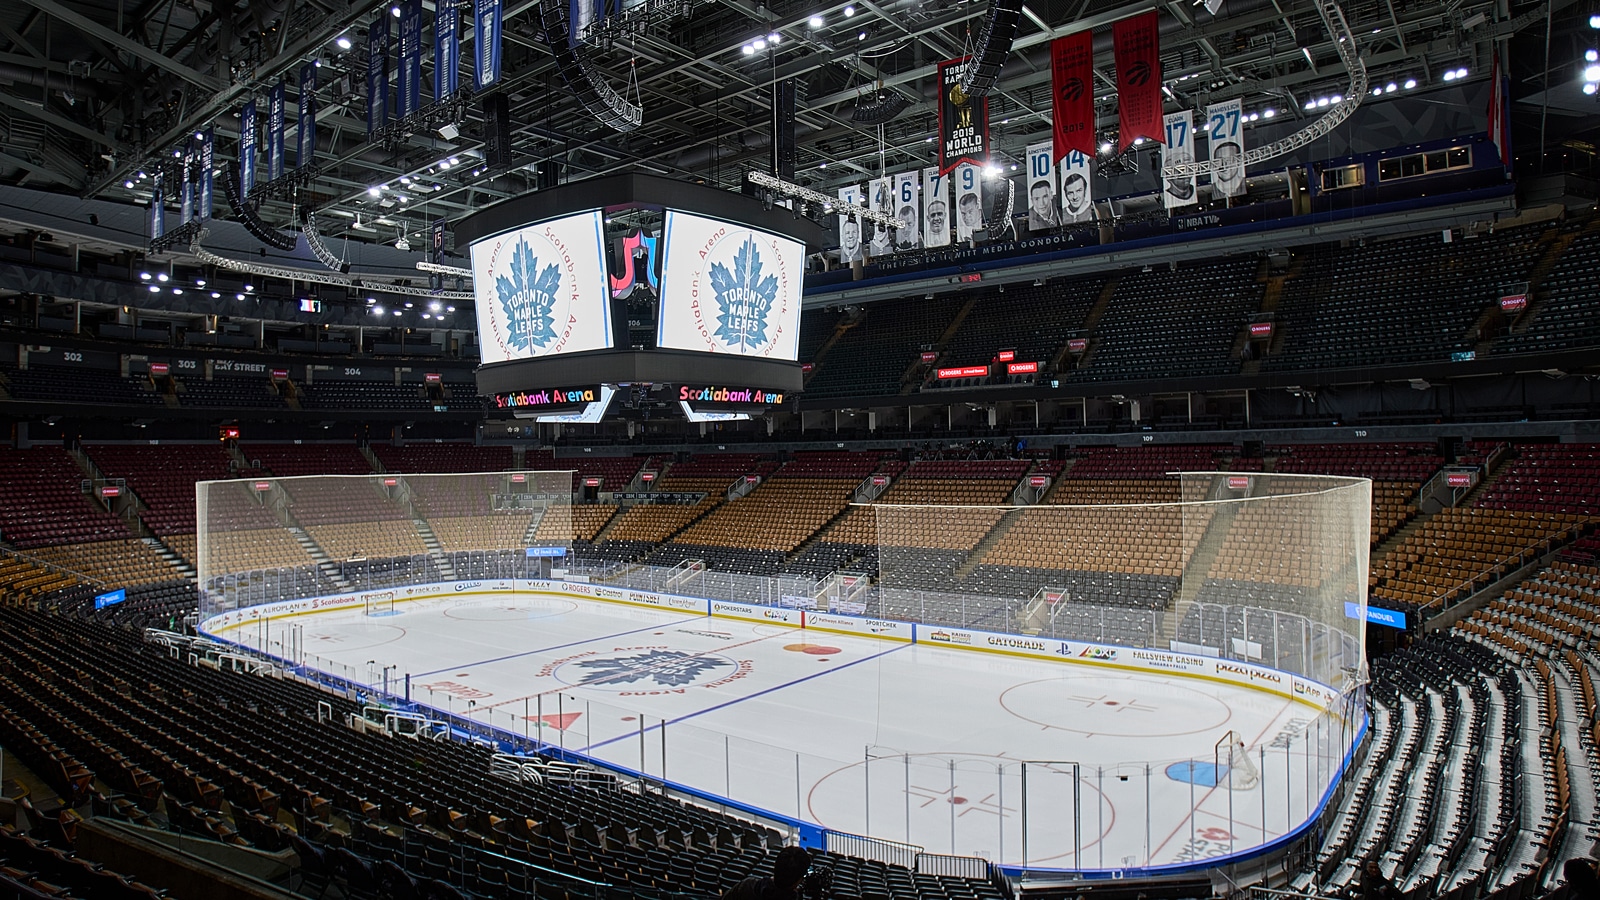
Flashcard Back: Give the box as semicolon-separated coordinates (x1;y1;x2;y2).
783;643;842;655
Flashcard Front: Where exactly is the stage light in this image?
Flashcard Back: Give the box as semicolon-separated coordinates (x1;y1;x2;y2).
809;15;823;27
367;186;381;196
245;284;254;292
172;287;182;294
140;272;151;280
1372;87;1382;96
124;180;134;188
390;5;400;15
1331;94;1342;103
1586;64;1600;82
1588;50;1598;61
1386;82;1397;92
430;300;442;311
148;285;160;293
1586;82;1599;95
210;291;221;298
742;44;754;54
236;293;245;301
1590;13;1600;27
157;272;169;282
1263;108;1275;117
336;36;352;49
753;38;766;49
768;31;780;43
373;305;385;314
196;279;206;286
843;4;854;14
857;31;865;39
1404;78;1416;89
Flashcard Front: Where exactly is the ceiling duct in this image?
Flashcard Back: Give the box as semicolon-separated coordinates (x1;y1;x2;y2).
850;89;912;125
956;0;1023;101
538;0;643;133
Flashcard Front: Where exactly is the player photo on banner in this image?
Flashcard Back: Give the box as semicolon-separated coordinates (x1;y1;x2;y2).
837;184;864;265
470;210;613;364
1058;150;1093;224
1162;110;1198;210
954;162;984;243
1205;98;1246;198
922;167;952;248
867;177;895;257
892;171;921;251
1025;142;1058;231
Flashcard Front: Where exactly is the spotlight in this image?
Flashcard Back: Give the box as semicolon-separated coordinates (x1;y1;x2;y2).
857;30;865;39
984;165;999;177
236;293;245;300
1304;100;1316;110
368;186;382;196
1592;12;1600;27
1588;49;1598;62
392;309;402;316
1586;83;1599;95
1372;87;1383;96
1099;140;1113;153
843;4;854;14
373;305;385;314
245;284;254;292
1263;108;1275;117
148;285;160;293
390;5;400;15
1386;82;1397;92
1331;94;1342;103
809;15;823;27
157;272;169;282
124;180;135;188
753;38;765;49
742;44;755;54
1404;78;1417;89
1443;69;1456;81
1586;64;1600;82
139;272;151;280
172;287;182;294
429;300;442;311
210;291;221;298
768;31;780;43
1316;97;1329;107
196;279;206;286
336;36;352;49
438;123;460;140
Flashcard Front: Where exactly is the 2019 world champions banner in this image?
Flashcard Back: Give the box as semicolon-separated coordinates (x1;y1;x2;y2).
938;57;989;175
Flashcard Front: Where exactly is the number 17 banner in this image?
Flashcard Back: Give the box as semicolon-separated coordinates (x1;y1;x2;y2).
1162;110;1196;210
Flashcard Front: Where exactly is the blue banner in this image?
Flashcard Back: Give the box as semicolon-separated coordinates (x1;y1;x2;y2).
366;14;390;136
240;100;257;196
267;81;285;181
570;0;597;45
297;62;317;169
398;0;423;117
94;588;127;610
148;171;164;240
1345;601;1408;630
199;127;213;220
429;217;446;263
435;0;459;100
473;0;501;90
525;546;566;558
180;138;194;223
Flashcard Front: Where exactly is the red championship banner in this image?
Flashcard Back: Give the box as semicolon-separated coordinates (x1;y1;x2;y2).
938;57;989;175
1112;11;1162;152
1051;30;1096;161
1487;51;1511;171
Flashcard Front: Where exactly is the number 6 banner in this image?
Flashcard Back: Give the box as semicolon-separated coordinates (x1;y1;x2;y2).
1162;110;1197;210
892;171;920;251
1205;98;1246;199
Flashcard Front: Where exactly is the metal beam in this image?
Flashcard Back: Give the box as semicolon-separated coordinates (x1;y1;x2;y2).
0;90;119;148
0;149;84;188
15;0;218;89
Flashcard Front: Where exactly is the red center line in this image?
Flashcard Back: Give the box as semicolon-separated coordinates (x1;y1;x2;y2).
479;627;794;711
1147;696;1296;862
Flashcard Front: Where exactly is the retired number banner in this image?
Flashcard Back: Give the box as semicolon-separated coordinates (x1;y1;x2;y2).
1162;110;1197;210
1205;98;1245;198
922;166;951;248
836;184;863;264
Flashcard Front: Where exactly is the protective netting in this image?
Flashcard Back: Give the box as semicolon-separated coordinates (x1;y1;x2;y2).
872;472;1370;691
196;471;573;620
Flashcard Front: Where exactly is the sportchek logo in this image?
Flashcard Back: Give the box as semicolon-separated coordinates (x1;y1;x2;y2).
986;636;1046;651
866;620;898;633
1079;646;1118;661
454;582;483;592
927;630;971;645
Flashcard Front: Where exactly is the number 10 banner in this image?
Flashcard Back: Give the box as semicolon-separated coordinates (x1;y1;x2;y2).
1205;98;1245;199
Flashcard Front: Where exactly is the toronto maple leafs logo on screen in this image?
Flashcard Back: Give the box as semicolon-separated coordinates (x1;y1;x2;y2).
574;650;732;688
708;236;777;352
495;237;561;352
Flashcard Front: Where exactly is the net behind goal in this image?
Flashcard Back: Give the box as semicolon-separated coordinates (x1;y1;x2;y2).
366;591;395;616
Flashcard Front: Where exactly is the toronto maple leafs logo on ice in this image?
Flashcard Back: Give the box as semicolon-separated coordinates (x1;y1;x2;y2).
708;236;777;352
574;650;732;688
495;237;561;352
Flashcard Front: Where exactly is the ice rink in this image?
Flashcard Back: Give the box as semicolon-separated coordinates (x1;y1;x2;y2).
213;590;1344;871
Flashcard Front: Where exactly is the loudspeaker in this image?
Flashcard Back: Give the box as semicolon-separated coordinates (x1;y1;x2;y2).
482;92;512;170
222;162;297;251
538;0;642;132
957;0;1023;99
773;79;796;180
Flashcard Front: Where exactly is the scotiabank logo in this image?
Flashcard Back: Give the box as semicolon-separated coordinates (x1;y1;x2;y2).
679;385;785;404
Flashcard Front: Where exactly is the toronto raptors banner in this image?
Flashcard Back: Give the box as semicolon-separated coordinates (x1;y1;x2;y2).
891;171;920;251
239;100;257;196
1112;11;1162;152
1059;149;1093;224
1050;31;1095;161
938;57;989;175
1204;97;1245;198
867;176;894;257
954;162;983;243
1162;110;1197;210
836;184;863;264
1024;141;1057;231
922;166;951;248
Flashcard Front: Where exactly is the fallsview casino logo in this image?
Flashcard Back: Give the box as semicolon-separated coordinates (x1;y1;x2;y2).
690;230;791;355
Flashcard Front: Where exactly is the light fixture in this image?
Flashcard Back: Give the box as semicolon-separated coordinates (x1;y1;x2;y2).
367;186;381;196
124;180;135;188
373;305;385;315
1586;83;1599;95
857;30;865;39
1404;78;1417;89
742;44;755;54
1263;108;1276;117
390;5;400;15
210;291;221;299
157;272;169;282
1586;64;1600;82
446;305;455;312
1098;140;1113;153
1372;87;1383;96
244;284;254;292
139;272;151;280
1386;82;1397;92
843;4;854;14
172;287;182;294
809;15;823;27
1304;99;1316;110
1588;49;1598;62
392;309;402;316
429;301;442;311
196;279;206;286
1331;94;1342;103
768;31;780;42
1316;97;1329;107
1592;12;1600;27
753;38;766;49
438;123;460;140
236;293;245;301
336;36;352;50
148;285;160;293
1443;69;1456;81
984;165;999;177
